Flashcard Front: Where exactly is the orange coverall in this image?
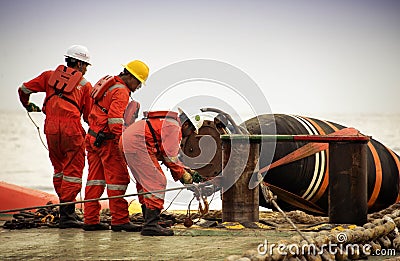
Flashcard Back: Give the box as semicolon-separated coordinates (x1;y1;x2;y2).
120;111;186;210
84;76;131;225
18;69;92;203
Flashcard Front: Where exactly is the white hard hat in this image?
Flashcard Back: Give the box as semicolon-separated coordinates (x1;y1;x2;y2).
189;114;204;133
65;45;91;65
178;107;199;133
178;108;214;133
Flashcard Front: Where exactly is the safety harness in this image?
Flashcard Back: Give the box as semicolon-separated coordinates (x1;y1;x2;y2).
91;75;118;114
43;65;83;112
143;111;180;155
145;119;161;154
88;75;125;146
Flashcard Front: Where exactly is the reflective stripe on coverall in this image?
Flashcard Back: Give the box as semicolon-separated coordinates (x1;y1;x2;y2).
121;113;186;210
85;135;130;224
18;70;92;203
84;76;131;225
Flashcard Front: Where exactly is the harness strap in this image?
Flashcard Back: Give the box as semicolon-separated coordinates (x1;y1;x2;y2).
93;84;126;115
43;91;81;112
145;119;161;155
94;101;109;114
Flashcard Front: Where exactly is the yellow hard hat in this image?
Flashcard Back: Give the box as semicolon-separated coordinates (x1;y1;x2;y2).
122;60;149;83
128;199;142;215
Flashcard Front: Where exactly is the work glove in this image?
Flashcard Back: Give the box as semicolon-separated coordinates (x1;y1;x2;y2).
25;102;41;112
180;170;193;184
186;169;204;183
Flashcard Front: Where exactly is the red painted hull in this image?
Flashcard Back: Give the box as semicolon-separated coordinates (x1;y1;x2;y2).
0;181;58;213
0;181;109;214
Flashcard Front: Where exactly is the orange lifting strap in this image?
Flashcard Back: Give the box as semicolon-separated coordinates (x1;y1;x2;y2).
48;65;82;93
91;75;116;101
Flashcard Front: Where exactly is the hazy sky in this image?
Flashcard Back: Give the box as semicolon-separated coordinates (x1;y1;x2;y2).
1;0;399;116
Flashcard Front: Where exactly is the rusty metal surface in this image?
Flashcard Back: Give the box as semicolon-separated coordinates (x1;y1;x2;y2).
181;120;223;179
222;140;260;223
329;142;368;225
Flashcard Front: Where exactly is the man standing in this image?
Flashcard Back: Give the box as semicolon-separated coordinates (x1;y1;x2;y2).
120;109;197;236
18;45;93;228
83;60;149;232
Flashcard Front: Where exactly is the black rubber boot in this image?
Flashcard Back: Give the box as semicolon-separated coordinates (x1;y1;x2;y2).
141;204;146;219
158;219;174;228
83;222;110;231
141;208;174;236
59;204;83;229
142;204;173;228
111;222;142;232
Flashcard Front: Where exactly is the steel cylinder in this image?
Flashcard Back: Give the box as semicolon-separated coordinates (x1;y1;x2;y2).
221;137;259;223
328;141;368;225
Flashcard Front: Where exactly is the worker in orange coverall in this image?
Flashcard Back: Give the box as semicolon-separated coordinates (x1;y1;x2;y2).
120;109;197;236
83;60;149;232
18;45;93;228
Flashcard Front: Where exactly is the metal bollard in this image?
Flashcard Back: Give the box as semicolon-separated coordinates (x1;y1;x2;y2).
221;136;260;223
328;140;369;225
